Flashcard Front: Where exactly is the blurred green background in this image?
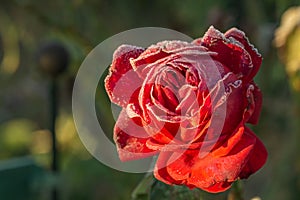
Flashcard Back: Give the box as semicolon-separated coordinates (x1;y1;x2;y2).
1;0;300;199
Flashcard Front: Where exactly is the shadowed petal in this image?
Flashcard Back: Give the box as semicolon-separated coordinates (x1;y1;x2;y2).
246;83;263;124
225;28;262;81
114;109;158;161
154;151;183;185
239;127;267;179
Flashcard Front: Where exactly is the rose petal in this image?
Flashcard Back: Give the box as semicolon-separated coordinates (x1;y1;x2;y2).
114;109;158;161
144;108;182;144
239;127;267;178
211;125;245;157
131;41;209;79
246;83;263;124
225;28;262;81
187;130;256;193
192;37;202;45
130;43;175;78
105;45;144;107
165;151;192;181
131;41;192;71
192;72;245;144
154;151;183;185
199;26;258;82
153;126;256;193
222;73;247;134
153;84;179;112
203;181;233;193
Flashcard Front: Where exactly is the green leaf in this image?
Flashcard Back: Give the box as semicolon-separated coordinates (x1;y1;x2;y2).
150;180;229;200
150;180;202;200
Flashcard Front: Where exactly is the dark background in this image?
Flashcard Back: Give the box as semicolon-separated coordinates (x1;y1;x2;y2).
0;0;300;199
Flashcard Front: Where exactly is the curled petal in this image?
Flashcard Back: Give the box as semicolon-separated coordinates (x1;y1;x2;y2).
199;26;261;82
246;83;263;124
131;41;210;79
225;28;262;80
105;45;144;107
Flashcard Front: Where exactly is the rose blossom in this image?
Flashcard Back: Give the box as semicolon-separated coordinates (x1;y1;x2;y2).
104;26;267;193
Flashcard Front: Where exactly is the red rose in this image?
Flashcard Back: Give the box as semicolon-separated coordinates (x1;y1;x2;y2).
104;26;267;193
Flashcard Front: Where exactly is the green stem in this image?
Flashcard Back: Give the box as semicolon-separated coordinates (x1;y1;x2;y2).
50;79;58;200
227;180;244;200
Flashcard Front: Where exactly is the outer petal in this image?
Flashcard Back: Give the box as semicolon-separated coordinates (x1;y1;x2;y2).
154;151;183;185
114;109;158;161
105;45;144;107
154;126;257;193
239;127;267;179
225;28;262;81
199;26;259;82
188;130;256;193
